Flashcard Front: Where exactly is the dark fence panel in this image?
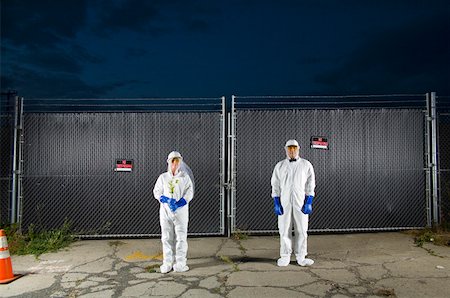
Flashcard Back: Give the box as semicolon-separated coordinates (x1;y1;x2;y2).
0;93;14;224
22;112;222;236
438;113;450;224
235;109;426;232
0;114;13;224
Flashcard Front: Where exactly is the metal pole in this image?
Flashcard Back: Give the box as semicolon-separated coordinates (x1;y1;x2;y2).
424;99;432;227
227;111;231;237
10;96;20;223
430;92;439;224
220;96;226;235
230;95;236;235
16;97;24;226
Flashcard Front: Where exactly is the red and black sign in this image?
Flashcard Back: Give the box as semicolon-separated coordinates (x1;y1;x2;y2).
311;137;329;150
115;159;133;172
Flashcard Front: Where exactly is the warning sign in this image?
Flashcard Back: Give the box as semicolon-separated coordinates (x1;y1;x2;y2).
115;159;133;172
311;137;329;150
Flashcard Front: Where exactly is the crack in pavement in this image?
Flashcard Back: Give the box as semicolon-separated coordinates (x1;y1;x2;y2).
5;234;450;298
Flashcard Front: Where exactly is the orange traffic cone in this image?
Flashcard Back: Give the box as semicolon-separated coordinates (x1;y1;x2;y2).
0;229;22;284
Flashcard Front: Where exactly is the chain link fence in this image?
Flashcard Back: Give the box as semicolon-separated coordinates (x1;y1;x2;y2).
232;95;427;233
5;93;445;235
0;92;15;224
20;98;225;237
438;95;450;225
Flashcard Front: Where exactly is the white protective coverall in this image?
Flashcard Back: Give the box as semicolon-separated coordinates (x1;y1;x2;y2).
153;152;194;272
271;142;315;265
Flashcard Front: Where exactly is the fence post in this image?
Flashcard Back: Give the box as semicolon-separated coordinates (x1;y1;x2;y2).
227;95;236;236
427;92;439;225
16;97;24;227
220;96;226;235
431;92;439;225
10;96;23;224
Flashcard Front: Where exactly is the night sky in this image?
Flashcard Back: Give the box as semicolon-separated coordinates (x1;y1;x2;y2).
1;0;449;99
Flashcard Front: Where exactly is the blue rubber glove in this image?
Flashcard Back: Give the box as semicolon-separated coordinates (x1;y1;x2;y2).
301;195;314;214
169;197;187;212
160;195;170;203
273;197;283;215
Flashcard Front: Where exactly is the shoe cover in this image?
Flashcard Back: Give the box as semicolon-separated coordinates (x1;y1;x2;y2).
297;258;314;267
277;257;290;267
160;264;172;274
173;263;189;272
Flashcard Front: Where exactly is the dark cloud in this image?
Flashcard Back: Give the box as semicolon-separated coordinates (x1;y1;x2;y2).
315;14;450;94
16;47;83;73
1;0;88;47
1;1;448;98
2;43;104;85
69;45;105;64
90;0;219;36
0;65;130;98
91;0;162;35
1;0;107;94
126;48;149;58
11;46;100;74
181;18;210;33
1;0;222;95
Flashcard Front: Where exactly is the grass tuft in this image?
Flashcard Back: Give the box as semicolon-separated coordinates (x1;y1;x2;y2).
407;226;450;248
108;240;126;247
1;220;76;258
218;255;240;271
232;229;248;241
145;264;159;273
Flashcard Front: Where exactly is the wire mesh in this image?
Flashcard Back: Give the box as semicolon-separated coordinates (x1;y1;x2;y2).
21;112;222;236
438;113;450;224
0;93;14;224
0;114;12;224
234;108;426;232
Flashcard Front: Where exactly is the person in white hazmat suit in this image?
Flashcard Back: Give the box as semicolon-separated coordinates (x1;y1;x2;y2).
271;139;316;267
153;151;194;273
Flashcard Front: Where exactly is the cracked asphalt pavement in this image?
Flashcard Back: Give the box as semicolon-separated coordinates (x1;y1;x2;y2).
2;232;449;297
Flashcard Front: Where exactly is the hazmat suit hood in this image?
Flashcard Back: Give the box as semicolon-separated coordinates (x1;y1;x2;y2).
167;151;183;174
166;151;195;194
285;139;300;160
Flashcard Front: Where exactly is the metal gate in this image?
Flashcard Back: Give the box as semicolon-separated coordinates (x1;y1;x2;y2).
3;93;443;236
0;93;13;224
0;92;23;225
20;97;226;237
438;95;450;225
230;95;428;233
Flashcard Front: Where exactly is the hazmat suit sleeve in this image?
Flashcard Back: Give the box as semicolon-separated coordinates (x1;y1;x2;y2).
271;163;281;198
153;175;164;201
305;162;316;196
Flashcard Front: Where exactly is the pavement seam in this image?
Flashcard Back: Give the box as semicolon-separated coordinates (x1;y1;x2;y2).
214;238;228;256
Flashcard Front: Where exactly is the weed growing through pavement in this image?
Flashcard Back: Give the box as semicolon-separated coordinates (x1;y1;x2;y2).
145;264;159;273
232;229;248;241
219;255;240;271
108;240;126;247
407;226;450;247
1;220;75;258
